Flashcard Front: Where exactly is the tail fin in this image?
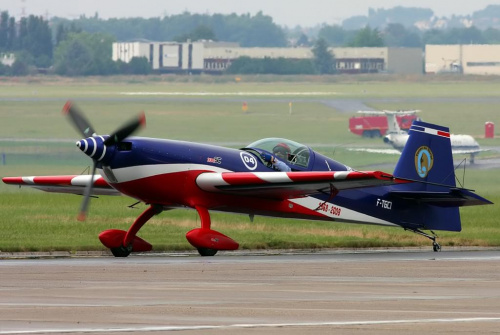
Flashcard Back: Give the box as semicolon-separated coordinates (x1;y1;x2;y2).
391;121;459;231
393;120;456;189
391;120;492;232
385;112;402;134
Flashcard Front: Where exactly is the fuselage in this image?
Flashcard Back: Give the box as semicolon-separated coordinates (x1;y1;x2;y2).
77;135;403;228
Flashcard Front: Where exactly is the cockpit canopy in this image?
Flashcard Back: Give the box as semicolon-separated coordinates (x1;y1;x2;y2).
246;138;312;168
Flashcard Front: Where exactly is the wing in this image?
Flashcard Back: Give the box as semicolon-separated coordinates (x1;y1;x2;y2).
196;171;396;200
451;148;487;155
347;148;401;155
2;175;120;196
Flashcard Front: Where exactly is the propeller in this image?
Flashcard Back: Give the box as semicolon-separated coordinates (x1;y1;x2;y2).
62;101;96;138
63;101;146;221
77;160;97;221
104;111;146;146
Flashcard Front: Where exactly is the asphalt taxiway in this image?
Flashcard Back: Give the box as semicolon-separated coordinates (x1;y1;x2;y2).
1;250;500;334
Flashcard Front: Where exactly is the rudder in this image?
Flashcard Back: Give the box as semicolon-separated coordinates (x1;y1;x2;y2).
393;120;456;189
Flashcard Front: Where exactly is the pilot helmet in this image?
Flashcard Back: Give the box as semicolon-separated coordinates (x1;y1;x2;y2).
273;143;291;159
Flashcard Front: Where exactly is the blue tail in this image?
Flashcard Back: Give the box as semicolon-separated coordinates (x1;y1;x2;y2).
390;121;491;232
393;120;455;188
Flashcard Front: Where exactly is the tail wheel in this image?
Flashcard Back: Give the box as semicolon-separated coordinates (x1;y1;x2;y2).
197;248;218;257
110;245;132;257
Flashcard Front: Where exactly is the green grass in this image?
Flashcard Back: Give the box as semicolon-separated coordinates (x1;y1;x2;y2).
0;190;497;252
0;74;499;252
3;74;500;98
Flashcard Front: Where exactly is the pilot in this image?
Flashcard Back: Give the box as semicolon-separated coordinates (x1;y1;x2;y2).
273;143;291;161
261;143;291;172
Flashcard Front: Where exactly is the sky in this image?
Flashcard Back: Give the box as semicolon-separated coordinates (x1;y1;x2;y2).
0;0;497;27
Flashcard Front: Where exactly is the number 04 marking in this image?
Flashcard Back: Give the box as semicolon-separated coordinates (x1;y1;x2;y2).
240;152;258;170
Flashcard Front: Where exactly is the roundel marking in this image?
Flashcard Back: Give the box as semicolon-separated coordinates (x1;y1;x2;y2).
415;146;434;178
240;152;258;170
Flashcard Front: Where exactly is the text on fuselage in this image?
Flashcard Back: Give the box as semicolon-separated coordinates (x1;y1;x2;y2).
376;198;392;210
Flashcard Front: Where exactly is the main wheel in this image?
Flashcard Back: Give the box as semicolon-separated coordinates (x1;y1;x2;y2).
197;248;218;257
110;245;132;257
433;242;441;252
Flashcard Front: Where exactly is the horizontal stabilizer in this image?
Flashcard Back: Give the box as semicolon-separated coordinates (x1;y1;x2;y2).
389;188;492;207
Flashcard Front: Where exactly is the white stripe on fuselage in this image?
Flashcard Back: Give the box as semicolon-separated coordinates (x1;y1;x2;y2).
103;164;231;183
289;197;397;227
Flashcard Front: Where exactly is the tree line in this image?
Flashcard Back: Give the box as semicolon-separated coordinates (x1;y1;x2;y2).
315;24;500;48
1;11;500;76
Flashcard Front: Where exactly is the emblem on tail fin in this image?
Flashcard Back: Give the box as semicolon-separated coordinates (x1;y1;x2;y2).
415;146;433;178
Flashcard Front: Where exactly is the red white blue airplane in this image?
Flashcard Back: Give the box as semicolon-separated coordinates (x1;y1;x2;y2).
2;102;492;257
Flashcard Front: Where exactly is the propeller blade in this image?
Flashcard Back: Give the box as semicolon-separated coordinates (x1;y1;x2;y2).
104;111;146;146
62;101;97;138
77;161;97;222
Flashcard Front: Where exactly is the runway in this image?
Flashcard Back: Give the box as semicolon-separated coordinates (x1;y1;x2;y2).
1;250;500;334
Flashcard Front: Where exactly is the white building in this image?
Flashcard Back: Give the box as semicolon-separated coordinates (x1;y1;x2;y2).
113;41;423;75
1;53;15;67
425;44;500;75
112;41;204;72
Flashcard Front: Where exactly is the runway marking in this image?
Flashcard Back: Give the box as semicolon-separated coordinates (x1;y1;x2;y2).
120;91;339;96
3;317;500;334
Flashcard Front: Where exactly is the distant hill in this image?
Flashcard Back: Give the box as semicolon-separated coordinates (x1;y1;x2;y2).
341;5;500;31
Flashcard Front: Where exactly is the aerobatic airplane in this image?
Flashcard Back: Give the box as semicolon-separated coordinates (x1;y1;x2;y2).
2;102;492;257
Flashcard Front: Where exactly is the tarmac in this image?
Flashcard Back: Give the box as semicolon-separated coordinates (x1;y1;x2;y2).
1;249;500;334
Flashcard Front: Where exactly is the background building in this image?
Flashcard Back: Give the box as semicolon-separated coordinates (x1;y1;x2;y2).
1;53;15;67
113;41;205;73
331;48;422;74
425;45;500;75
113;41;423;75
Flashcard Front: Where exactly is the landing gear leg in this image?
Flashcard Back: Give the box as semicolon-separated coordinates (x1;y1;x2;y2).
195;206;218;257
99;204;163;257
185;205;239;256
123;204;163;248
406;228;441;252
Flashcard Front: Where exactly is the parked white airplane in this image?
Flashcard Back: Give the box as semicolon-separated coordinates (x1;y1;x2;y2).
379;110;482;163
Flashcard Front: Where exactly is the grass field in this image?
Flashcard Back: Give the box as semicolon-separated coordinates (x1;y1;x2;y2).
1;75;499;253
